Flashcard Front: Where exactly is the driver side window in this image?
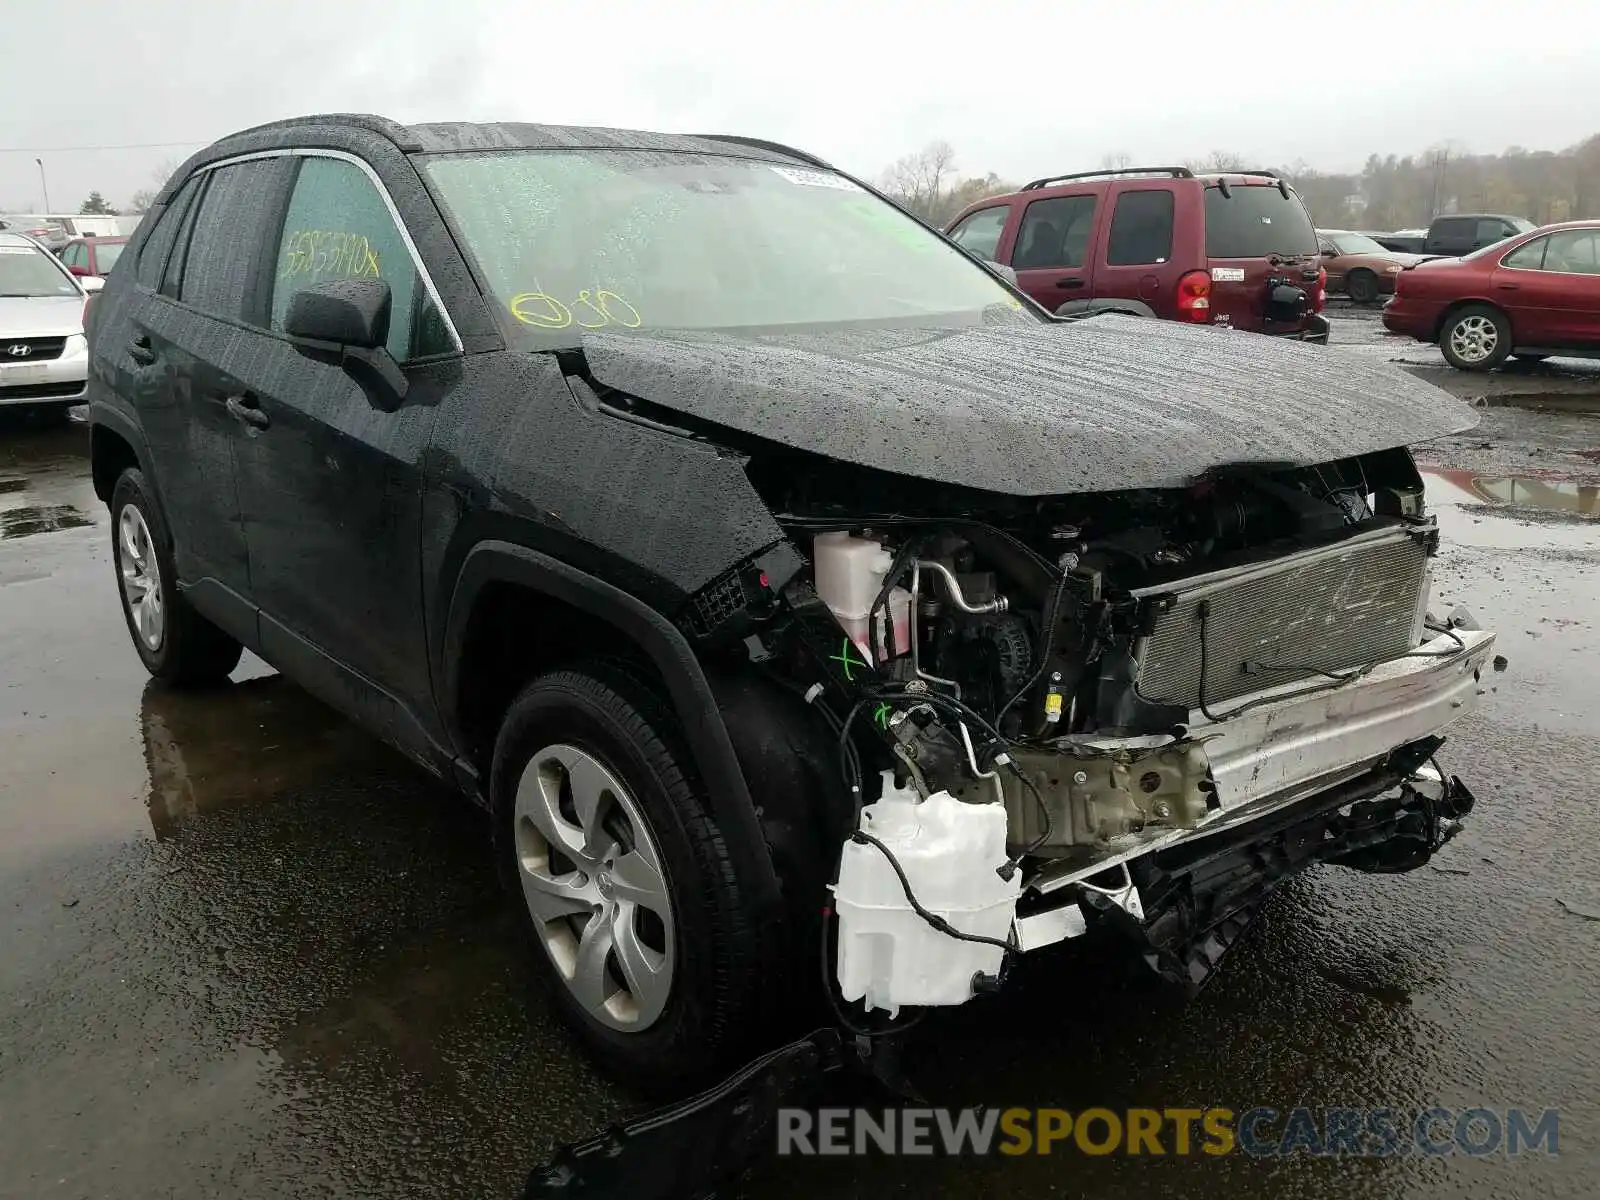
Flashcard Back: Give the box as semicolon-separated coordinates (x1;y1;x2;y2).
268;156;447;361
948;205;1009;262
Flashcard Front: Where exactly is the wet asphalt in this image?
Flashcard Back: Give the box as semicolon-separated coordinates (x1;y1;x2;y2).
1;314;1598;1199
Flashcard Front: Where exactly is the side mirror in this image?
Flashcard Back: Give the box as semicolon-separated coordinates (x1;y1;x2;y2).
284;278;407;408
1321;248;1337;257
80;275;105;293
285;278;391;349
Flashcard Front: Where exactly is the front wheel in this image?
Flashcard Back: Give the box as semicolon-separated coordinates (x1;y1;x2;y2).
1439;305;1511;371
490;663;784;1094
1345;269;1380;305
110;468;242;685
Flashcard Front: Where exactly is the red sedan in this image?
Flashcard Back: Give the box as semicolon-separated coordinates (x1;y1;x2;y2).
1382;220;1600;370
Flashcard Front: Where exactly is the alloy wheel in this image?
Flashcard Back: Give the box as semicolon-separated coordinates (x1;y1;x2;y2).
513;743;676;1031
118;505;165;651
1448;314;1499;364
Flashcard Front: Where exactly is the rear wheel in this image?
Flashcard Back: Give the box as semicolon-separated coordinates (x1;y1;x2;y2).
1439;305;1511;371
491;662;788;1094
110;468;242;685
1344;269;1380;305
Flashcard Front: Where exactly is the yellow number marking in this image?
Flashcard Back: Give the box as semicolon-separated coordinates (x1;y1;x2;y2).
509;292;574;329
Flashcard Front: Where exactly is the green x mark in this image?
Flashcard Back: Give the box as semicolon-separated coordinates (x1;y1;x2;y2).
830;637;869;681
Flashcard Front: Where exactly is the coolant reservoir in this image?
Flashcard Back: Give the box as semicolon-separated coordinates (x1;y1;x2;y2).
813;533;910;662
832;771;1021;1015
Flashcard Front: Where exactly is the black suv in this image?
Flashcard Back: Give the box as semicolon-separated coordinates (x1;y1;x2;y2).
88;114;1494;1095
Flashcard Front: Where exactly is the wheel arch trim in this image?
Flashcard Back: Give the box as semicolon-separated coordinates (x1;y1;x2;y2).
441;539;782;907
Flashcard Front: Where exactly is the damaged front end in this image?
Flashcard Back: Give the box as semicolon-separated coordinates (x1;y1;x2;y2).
686;438;1495;999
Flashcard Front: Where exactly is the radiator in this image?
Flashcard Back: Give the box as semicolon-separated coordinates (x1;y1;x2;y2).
1132;525;1431;710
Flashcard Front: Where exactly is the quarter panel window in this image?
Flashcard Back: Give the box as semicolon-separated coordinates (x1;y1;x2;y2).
1106;190;1175;265
137;178;201;290
268;157;425;361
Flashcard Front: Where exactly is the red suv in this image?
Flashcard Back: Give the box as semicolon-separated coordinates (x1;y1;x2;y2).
1381;220;1600;371
945;167;1328;342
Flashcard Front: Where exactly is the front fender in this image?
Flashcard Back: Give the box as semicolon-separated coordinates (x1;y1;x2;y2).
440;539;782;908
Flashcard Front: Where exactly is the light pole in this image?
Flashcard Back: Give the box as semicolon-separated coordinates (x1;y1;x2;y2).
35;158;50;212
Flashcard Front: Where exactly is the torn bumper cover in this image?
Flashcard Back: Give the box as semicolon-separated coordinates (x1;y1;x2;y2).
1011;625;1495;972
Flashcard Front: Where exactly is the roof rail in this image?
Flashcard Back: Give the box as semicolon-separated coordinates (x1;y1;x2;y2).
219;113;423;153
1020;166;1194;190
693;134;831;170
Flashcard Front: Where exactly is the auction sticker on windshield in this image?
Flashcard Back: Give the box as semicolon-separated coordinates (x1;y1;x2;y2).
769;166;862;191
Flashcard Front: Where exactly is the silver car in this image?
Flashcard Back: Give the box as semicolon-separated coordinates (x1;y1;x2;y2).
0;231;100;413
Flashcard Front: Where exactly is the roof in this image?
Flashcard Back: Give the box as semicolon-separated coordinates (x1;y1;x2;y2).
0;231;45;248
200;113;819;165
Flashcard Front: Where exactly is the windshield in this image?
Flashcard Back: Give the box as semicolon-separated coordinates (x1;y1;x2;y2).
94;240;126;274
1204;184;1318;258
422;149;1032;346
0;243;78;296
1332;232;1388;255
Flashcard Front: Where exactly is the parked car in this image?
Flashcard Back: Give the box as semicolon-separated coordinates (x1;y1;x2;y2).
1316;229;1423;303
58;235;128;279
945;166;1328;342
89;115;1493;1094
0;215;70;252
1383;220;1600;370
1373;228;1428;254
1423;213;1534;257
0;230;101;414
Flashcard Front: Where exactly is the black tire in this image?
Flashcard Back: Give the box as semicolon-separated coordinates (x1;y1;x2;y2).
109;468;242;685
1438;304;1512;372
1345;269;1380;305
490;662;784;1095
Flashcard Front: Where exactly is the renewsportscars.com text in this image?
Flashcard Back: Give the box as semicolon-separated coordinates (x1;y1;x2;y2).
776;1106;1560;1158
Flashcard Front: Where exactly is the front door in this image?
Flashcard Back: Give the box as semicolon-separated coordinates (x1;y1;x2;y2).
228;152;457;760
1010;192;1099;314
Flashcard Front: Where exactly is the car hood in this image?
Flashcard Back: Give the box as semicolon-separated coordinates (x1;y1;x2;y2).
580;316;1474;496
0;295;83;338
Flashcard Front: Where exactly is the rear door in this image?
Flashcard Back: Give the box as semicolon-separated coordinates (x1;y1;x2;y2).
1203;182;1320;333
131;158;293;645
1094;185;1180;315
1009;191;1099;313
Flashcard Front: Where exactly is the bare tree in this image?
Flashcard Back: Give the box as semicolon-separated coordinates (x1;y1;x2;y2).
1098;151;1134;174
125;156;183;214
1188;150;1248;173
878;141;960;223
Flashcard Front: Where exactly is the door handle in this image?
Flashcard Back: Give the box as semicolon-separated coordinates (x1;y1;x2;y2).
1497;282;1520;291
1058;277;1086;289
129;334;155;366
225;394;270;430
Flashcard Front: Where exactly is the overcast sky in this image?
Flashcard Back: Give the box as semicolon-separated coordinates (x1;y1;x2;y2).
3;0;1599;214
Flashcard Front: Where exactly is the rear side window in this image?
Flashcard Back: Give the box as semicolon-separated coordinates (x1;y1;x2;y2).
268;156;442;361
1432;218;1470;241
947;206;1009;262
176;160;281;317
1014;195;1098;270
137;177;202;290
1106;190;1175;265
1204;185;1316;258
1501;237;1546;270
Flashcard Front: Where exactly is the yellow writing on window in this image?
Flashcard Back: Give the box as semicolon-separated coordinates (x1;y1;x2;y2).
508;290;642;331
280;229;382;282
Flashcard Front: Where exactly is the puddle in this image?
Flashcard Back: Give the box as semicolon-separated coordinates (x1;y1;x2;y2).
0;504;94;539
0;479;26;495
1422;468;1600;519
